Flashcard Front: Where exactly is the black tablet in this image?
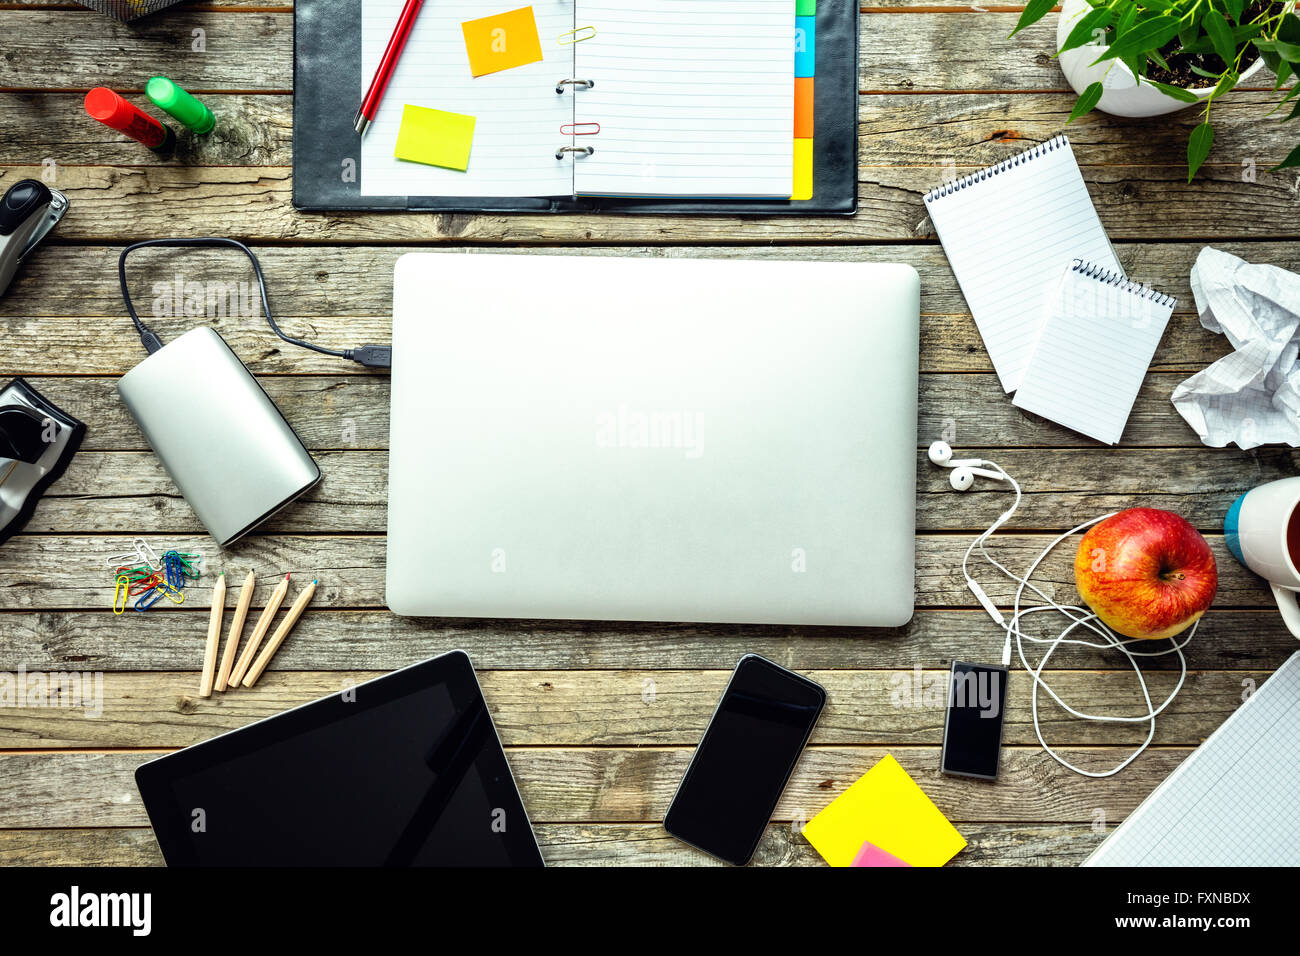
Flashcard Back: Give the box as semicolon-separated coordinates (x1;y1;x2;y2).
135;651;543;867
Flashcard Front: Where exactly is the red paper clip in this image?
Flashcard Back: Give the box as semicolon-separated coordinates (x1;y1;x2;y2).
560;122;601;136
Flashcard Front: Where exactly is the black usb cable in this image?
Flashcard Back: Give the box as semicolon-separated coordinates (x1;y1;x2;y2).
118;237;392;369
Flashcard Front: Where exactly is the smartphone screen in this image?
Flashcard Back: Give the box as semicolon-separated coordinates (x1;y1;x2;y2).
940;661;1009;780
663;655;826;865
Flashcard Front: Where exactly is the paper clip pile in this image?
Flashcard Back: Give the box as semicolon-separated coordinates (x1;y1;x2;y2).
110;539;202;614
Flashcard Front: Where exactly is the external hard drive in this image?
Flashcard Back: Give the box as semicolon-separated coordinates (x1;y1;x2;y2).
117;327;320;548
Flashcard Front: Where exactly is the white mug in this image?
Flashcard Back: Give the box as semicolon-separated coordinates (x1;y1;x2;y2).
1226;476;1300;639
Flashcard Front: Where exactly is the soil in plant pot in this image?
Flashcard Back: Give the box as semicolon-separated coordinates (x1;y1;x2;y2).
1141;0;1266;88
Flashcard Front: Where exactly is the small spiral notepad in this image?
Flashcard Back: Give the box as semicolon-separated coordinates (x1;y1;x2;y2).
1012;260;1176;445
924;136;1122;393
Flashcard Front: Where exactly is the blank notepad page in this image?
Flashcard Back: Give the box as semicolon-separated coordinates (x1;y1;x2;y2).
1013;262;1174;445
924;136;1121;393
573;0;794;197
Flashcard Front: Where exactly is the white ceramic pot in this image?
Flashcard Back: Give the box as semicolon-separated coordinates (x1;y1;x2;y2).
1057;0;1272;117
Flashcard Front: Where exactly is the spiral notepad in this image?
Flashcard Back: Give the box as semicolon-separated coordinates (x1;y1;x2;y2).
1012;260;1175;445
924;136;1122;393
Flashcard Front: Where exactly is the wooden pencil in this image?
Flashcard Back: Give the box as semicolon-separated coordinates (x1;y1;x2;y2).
242;578;317;688
229;572;291;687
215;570;255;692
198;571;225;698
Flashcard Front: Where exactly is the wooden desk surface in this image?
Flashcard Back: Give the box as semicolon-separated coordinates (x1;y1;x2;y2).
0;2;1297;867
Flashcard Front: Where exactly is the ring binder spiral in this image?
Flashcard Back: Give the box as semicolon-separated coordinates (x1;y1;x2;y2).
556;146;595;160
922;135;1069;203
555;78;595;94
1070;259;1178;308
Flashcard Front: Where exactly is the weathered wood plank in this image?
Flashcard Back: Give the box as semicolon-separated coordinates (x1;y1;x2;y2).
2;162;1296;243
8;90;1296;168
0;822;1101;867
0;668;1264;749
7;242;1296;376
0;371;1252;451
0;746;1193;827
1;608;1288;672
0;532;1275;609
1;11;1058;93
24;445;1298;534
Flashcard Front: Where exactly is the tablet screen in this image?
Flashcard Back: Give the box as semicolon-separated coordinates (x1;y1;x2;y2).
136;652;543;867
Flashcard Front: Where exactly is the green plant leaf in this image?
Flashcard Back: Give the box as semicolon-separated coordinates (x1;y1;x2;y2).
1068;82;1106;123
1280;12;1300;44
1275;39;1300;63
1149;79;1202;102
1286;97;1300;121
1277;59;1295;91
1188;121;1215;181
1060;7;1116;54
1271;142;1300;170
1204;10;1235;63
1094;15;1184;63
1208;70;1239;102
1224;0;1243;23
1010;0;1058;37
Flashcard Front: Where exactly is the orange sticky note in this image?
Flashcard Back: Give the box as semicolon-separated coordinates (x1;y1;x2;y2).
794;77;814;138
462;7;544;77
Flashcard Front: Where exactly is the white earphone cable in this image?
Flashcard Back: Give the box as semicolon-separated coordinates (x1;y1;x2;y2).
936;444;1192;778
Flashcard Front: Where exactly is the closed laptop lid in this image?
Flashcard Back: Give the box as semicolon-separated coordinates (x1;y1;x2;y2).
387;254;919;626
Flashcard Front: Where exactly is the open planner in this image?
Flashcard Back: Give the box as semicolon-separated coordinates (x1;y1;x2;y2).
360;0;796;199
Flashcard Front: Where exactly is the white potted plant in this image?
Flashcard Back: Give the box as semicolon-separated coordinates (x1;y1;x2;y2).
1012;0;1300;177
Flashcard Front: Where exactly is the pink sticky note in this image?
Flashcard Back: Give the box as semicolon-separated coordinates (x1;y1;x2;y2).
850;841;912;867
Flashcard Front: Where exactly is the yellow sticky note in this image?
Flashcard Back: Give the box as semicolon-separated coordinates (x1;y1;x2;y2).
394;105;476;171
462;7;544;77
801;754;967;867
792;138;814;201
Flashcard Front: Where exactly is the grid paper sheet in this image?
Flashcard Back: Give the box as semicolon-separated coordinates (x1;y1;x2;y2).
923;136;1122;393
1085;651;1300;866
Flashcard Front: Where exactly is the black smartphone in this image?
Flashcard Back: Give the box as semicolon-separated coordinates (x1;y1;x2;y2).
663;654;826;866
940;661;1009;780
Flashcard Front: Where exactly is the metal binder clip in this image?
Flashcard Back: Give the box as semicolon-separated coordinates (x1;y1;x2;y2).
0;179;69;299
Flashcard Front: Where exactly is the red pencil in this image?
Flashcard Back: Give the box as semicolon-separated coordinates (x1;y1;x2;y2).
354;0;425;136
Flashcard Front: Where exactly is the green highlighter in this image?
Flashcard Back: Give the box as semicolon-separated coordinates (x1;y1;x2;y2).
145;76;215;135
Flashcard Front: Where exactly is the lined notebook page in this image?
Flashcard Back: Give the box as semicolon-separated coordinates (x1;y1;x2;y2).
924;136;1121;392
572;0;794;197
1085;652;1300;866
1012;262;1174;445
360;0;574;197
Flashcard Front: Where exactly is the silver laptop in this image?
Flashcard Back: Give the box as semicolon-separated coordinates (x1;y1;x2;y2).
386;254;919;626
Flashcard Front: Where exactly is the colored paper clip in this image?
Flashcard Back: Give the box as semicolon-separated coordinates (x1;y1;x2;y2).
156;582;185;604
558;25;596;45
105;550;141;568
113;576;129;615
134;587;164;612
129;572;162;596
133;538;162;570
560;122;600;136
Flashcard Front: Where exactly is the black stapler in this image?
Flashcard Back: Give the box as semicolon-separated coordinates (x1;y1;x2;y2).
0;379;86;546
0;179;69;298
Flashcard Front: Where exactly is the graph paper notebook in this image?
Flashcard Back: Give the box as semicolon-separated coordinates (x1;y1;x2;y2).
360;0;794;199
1013;260;1175;445
1084;651;1300;867
923;136;1122;393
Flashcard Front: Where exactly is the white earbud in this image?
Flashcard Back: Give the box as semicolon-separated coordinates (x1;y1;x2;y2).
928;441;983;468
949;465;1006;491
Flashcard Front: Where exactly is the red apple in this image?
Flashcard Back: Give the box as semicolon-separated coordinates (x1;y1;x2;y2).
1074;508;1217;641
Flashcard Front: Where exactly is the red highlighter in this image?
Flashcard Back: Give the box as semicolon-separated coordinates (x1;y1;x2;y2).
84;88;176;153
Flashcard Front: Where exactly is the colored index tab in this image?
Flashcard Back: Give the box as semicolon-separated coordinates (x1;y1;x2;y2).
794;16;816;78
794;77;814;138
792;138;813;201
394;105;476;171
462;6;544;77
796;0;817;13
801;754;967;867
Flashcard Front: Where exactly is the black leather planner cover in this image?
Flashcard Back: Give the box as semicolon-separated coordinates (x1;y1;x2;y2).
293;0;858;215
